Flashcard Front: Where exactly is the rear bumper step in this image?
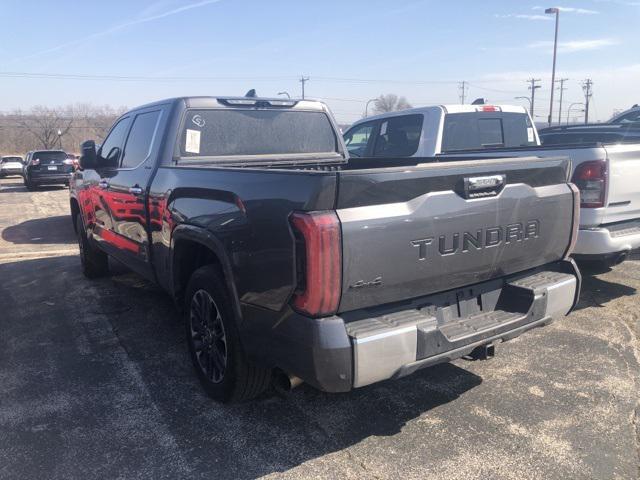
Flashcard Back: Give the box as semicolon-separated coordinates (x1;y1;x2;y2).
345;262;579;388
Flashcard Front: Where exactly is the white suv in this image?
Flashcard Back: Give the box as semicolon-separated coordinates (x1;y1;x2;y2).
0;156;24;177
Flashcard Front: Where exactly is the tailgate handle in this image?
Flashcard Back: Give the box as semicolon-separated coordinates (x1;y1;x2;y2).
463;174;505;199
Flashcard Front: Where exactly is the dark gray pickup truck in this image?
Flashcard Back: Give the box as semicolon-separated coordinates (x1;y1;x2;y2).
70;96;581;402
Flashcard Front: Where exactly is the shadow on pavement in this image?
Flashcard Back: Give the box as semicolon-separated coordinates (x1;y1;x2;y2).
0;255;482;479
0;181;67;193
2;214;75;245
575;273;636;311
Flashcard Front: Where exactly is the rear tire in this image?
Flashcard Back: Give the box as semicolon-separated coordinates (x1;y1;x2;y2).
76;215;109;278
24;176;36;190
185;265;271;403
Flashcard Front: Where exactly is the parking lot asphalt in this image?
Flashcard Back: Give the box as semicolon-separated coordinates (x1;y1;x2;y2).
0;175;638;480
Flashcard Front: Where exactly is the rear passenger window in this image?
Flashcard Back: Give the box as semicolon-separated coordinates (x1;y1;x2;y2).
121;111;161;169
373;114;423;157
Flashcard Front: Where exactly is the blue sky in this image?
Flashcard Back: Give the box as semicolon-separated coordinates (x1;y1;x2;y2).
0;0;638;123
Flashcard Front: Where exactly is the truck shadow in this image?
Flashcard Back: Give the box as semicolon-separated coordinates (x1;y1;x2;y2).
1;255;482;480
574;273;636;311
1;215;75;245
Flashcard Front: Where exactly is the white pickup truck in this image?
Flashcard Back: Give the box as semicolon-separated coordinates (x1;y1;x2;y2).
344;104;640;266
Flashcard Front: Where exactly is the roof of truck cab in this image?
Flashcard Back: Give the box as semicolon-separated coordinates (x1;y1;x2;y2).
349;104;529;127
131;96;328;112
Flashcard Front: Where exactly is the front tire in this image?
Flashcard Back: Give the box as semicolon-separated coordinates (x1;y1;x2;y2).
76;215;109;278
185;265;271;403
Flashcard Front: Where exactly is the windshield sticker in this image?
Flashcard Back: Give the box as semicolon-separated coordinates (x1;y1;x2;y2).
527;127;534;143
191;114;206;128
185;129;201;154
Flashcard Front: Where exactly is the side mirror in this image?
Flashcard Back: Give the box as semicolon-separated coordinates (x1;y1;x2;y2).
79;140;97;170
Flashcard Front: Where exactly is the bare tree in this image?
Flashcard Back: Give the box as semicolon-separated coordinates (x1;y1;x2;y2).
0;104;125;155
373;94;412;114
16;106;73;150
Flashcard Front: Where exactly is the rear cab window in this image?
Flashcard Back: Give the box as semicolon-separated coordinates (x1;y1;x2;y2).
176;108;339;161
441;112;537;153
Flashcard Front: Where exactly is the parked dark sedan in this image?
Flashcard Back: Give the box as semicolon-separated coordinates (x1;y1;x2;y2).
23;150;74;190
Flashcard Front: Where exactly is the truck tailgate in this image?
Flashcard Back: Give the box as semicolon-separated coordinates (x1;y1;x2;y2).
602;143;640;224
336;157;575;312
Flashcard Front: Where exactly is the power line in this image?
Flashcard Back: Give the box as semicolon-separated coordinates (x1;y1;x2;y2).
466;82;522;95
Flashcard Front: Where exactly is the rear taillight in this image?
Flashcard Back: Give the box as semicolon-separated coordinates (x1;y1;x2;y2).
289;211;342;317
564;183;581;258
571;160;607;208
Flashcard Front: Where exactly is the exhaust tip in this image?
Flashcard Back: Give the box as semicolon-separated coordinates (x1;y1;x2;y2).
615;251;629;265
273;370;303;395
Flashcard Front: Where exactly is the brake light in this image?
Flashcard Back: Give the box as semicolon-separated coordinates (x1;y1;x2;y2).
564;183;581;258
481;106;498;112
32;158;40;166
571;160;607;208
290;211;342;317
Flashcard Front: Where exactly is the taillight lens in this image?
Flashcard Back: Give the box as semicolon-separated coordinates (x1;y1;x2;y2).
290;211;342;317
564;183;581;258
571;160;607;208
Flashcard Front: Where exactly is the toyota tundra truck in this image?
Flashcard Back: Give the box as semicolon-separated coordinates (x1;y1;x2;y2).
70;96;581;402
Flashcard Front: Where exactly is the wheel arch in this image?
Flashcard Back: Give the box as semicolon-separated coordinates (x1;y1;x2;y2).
70;196;81;233
170;225;242;321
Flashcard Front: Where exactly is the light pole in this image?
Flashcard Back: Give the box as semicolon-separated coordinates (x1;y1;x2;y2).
515;96;532;115
57;129;62;149
364;98;377;118
566;102;584;125
545;7;560;126
277;91;290;99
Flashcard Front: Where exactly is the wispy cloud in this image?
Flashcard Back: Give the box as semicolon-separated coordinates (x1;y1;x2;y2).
590;0;640;6
532;6;600;14
528;38;619;52
494;13;552;21
9;0;221;63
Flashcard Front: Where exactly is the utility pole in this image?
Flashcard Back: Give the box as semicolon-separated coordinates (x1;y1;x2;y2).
582;79;593;124
527;78;541;118
299;76;310;99
556;78;568;124
458;81;467;104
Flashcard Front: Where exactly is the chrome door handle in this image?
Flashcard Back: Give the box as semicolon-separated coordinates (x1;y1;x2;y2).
98;180;109;189
129;186;144;196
